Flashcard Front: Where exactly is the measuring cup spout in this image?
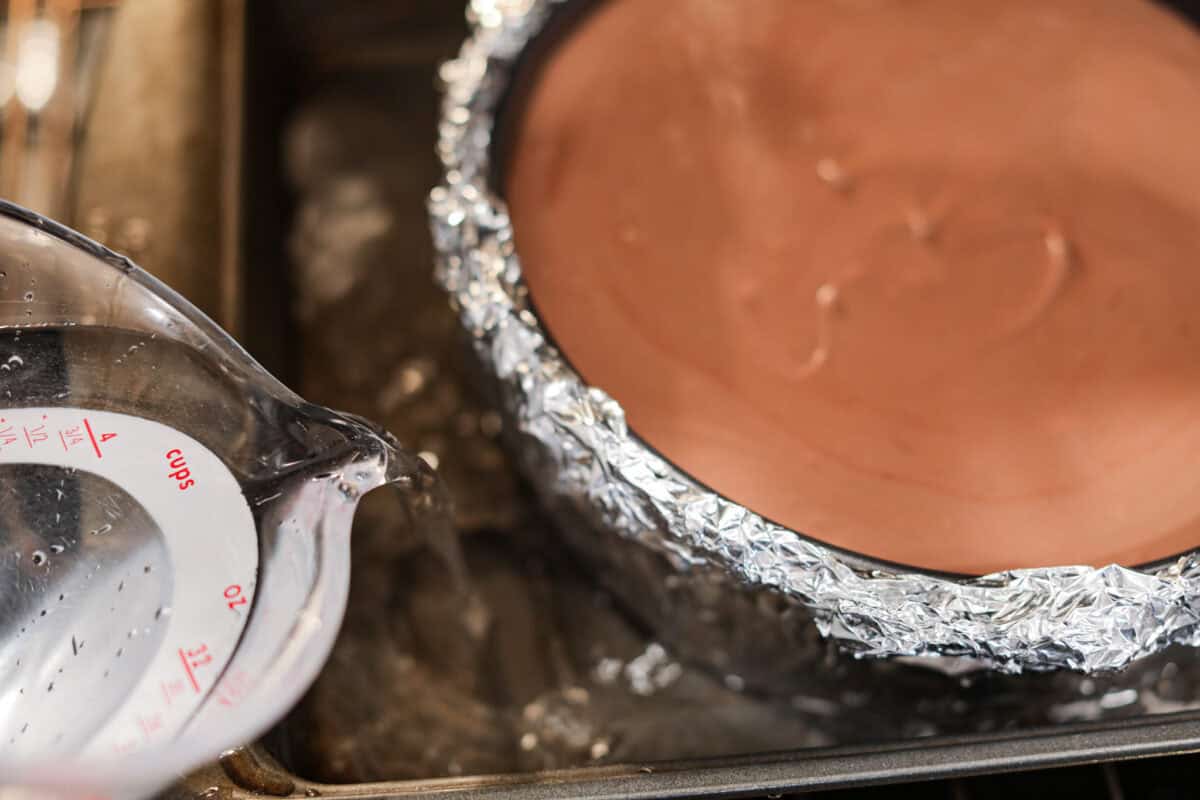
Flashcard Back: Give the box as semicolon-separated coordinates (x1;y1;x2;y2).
299;409;450;509
331;411;465;583
0;199;465;797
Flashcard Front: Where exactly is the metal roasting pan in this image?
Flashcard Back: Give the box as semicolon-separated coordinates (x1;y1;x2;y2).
162;0;1200;795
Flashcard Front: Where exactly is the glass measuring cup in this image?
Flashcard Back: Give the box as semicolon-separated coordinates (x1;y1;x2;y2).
0;201;449;798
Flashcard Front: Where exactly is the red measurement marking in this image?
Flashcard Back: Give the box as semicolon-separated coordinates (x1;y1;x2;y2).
21;424;47;448
178;648;201;693
224;584;248;610
214;669;252;709
161;678;186;706
60;425;85;451
138;713;163;738
83;418;103;459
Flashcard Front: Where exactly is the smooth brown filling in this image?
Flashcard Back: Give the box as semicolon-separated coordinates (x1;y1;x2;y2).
506;0;1200;573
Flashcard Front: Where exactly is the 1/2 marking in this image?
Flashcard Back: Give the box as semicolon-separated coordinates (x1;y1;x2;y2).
22;422;46;448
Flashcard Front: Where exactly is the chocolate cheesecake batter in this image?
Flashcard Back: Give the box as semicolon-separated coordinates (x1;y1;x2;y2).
505;0;1200;573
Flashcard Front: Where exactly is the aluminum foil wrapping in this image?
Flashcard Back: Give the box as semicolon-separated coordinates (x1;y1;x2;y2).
428;0;1200;675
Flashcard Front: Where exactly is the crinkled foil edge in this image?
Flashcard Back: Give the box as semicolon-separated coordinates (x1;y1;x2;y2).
428;0;1200;674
